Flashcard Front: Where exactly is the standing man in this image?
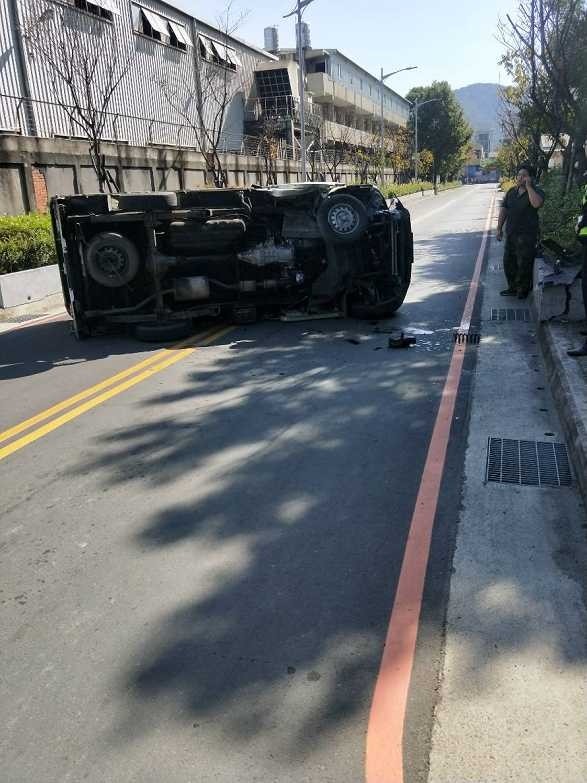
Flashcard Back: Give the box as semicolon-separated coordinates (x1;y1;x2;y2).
497;164;545;299
567;172;587;357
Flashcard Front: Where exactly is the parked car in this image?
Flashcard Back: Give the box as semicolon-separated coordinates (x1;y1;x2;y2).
50;183;413;340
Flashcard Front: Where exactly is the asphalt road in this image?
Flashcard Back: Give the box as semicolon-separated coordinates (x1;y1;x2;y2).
1;185;497;782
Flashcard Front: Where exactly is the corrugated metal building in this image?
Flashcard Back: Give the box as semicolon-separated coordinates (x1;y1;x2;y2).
0;0;276;149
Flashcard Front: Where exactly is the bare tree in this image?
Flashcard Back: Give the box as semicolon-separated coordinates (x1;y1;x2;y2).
158;2;248;188
387;125;412;183
348;132;381;184
22;0;133;193
255;115;282;186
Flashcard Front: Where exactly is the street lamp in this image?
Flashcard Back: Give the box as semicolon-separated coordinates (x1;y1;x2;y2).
412;98;441;182
380;66;417;188
284;0;319;182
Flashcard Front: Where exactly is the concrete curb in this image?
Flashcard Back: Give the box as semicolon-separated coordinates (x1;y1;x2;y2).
538;321;587;505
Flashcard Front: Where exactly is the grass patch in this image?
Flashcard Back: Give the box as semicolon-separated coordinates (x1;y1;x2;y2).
386;181;463;199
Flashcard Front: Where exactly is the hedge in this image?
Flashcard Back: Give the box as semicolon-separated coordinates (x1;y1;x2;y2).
386;181;463;199
0;214;57;276
500;173;583;253
539;172;583;252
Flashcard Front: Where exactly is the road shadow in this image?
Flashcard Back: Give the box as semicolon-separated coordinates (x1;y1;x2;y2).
0;318;158;381
66;312;456;761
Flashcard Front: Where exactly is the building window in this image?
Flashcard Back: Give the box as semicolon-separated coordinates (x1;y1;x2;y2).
199;34;240;70
314;61;326;73
62;0;118;20
132;4;191;50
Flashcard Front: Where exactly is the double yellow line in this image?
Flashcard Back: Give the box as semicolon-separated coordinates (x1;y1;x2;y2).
0;325;234;463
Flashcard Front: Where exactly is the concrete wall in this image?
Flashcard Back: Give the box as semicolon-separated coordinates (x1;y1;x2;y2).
0;134;398;214
0;263;61;308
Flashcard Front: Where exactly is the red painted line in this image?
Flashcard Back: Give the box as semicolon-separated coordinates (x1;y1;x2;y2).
365;193;496;783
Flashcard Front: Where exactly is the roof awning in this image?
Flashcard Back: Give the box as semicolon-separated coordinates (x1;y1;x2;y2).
168;20;192;47
199;35;215;59
91;0;120;14
209;39;227;60
199;34;240;67
227;48;241;66
141;8;169;37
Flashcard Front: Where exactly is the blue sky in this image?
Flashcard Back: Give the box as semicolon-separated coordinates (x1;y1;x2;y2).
182;0;520;96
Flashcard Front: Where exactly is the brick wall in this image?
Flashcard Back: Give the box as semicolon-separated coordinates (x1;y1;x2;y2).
31;166;48;212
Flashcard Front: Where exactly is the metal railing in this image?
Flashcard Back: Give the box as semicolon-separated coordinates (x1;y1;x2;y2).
0;94;295;160
245;96;322;128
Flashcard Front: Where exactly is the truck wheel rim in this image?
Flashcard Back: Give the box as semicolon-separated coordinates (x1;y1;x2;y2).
328;203;359;235
95;246;127;280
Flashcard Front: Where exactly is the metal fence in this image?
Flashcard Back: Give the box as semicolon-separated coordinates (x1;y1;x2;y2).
0;94;295;160
245;96;322;129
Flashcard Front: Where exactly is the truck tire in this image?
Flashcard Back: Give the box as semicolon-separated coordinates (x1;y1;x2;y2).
350;268;412;320
134;320;193;343
317;193;368;244
86;232;140;288
112;192;178;211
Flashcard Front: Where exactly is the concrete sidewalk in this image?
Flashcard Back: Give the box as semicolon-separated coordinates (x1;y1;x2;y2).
428;225;587;783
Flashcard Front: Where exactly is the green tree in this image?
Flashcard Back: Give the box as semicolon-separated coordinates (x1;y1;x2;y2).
406;81;472;182
418;149;434;180
498;0;587;185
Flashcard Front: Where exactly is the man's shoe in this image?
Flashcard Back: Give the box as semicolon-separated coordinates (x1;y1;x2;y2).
517;290;530;300
500;288;516;296
567;342;587;358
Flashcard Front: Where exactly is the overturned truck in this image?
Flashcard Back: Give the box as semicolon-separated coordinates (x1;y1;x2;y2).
50;183;414;340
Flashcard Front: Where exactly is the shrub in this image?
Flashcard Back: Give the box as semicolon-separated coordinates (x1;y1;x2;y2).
386;180;462;199
0;214;57;275
539;172;583;253
500;178;516;192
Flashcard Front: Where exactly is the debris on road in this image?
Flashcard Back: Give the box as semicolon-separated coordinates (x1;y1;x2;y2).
388;331;417;349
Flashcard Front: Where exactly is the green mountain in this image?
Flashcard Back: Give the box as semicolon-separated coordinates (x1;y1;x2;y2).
454;83;505;150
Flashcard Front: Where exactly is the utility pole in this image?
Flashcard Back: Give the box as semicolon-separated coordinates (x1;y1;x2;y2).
379;66;417;189
284;0;319;182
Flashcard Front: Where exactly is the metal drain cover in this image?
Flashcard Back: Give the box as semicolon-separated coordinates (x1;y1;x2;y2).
490;308;531;322
486;437;572;487
454;331;481;344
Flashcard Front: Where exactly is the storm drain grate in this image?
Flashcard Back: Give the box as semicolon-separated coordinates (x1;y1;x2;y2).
486;438;572;487
490;308;532;322
454;331;481;344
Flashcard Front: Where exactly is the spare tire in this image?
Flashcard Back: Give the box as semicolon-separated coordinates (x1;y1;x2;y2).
86;232;140;288
168;219;246;253
112;192;178;211
317;193;368;244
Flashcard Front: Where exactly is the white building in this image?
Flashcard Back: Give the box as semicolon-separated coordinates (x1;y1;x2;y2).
247;45;410;154
0;0;275;150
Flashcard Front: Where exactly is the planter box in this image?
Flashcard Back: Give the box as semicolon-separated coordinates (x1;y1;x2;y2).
0;264;62;309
